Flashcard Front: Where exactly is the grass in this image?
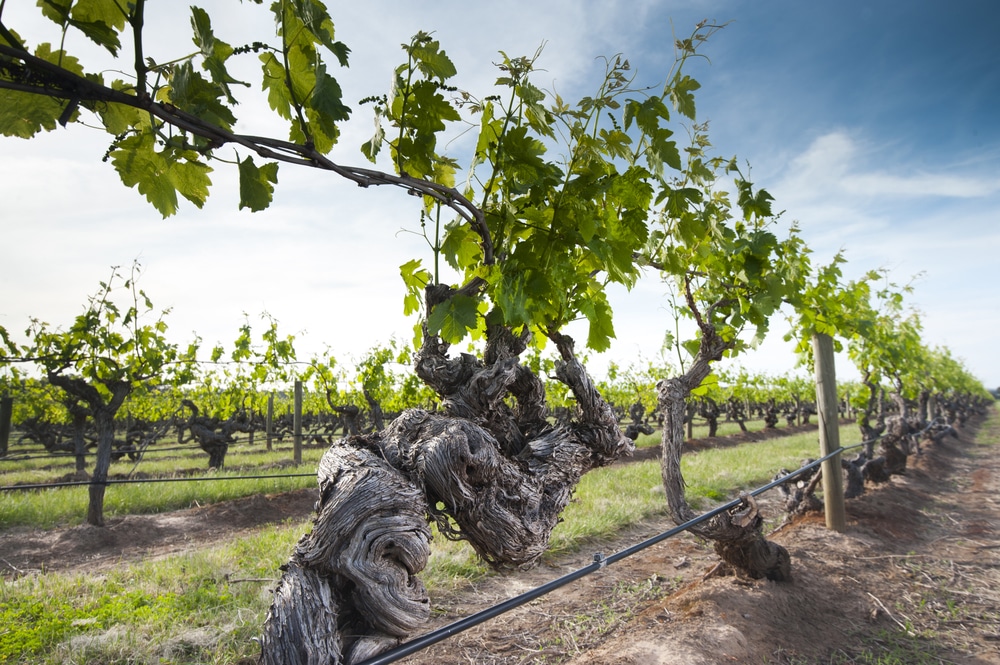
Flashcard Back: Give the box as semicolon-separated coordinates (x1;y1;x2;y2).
630;417;810;450
0;521;307;664
0;422;864;664
522;574;682;659
0;441;326;529
772;629;953;665
689;417;774;438
0;468;319;530
0;439;325;482
682;425;863;505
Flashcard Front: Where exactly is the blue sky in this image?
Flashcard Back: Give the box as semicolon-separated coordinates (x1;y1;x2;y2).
2;1;998;389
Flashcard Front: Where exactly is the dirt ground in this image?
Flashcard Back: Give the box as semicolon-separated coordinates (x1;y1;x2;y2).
2;415;998;664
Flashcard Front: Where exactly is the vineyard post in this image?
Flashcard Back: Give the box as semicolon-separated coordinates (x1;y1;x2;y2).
0;393;11;456
293;381;302;466
266;393;274;452
812;332;846;531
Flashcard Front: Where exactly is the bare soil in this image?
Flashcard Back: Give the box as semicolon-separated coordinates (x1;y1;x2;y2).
2;415;998;664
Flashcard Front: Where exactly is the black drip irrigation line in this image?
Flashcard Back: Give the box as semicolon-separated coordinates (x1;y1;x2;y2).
356;440;868;665
0;472;317;492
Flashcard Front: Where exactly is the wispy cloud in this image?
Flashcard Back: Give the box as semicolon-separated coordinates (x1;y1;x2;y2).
780;131;1000;203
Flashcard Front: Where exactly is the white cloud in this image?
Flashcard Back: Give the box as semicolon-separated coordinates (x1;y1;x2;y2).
779;131;1000;205
842;171;999;198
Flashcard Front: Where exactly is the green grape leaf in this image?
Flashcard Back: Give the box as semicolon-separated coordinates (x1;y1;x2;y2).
474;100;501;157
190;6;246;101
238;156;279;211
403;79;461;134
38;0;124;54
647;127;681;172
95;80;147;134
690;371;718;397
599;127;633;161
68;18;121;55
399;259;431;316
440;221;482;271
311;61;351;123
167;62;237;130
624;96;670;133
37;0;73;26
426;294;479;343
494;270;531;329
71;0;127;31
670;74;700;120
578;292;616;352
260;53;293;120
111;132;177;215
303;61;350;151
408;33;457;81
737;180;775;220
110;131;213;217
170;155;213;209
285;0;343;59
0;88;64;138
361;118;385;162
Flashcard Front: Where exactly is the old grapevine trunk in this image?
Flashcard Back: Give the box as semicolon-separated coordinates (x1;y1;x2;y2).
46;372;131;526
259;323;632;664
657;333;791;582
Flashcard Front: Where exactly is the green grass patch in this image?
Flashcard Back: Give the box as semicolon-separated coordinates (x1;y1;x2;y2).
0;437;328;530
688;417;784;438
632;429;660;448
560;424;862;556
630;418;812;450
0;442;325;482
549;461;667;557
0;470;318;530
681;425;862;509
0;520;309;664
974;410;1000;447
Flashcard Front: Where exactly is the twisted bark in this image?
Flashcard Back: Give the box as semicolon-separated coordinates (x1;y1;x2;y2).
260;445;431;664
657;318;790;582
259;318;632;663
659;373;791;581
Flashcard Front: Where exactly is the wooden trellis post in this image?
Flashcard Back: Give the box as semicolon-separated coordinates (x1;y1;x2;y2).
812;332;846;531
293;381;303;466
266;393;274;452
0;394;12;457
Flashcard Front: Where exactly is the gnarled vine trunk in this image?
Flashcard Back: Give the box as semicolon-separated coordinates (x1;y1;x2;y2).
179;399;249;469
657;329;791;582
46;372;131;526
259;313;632;664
